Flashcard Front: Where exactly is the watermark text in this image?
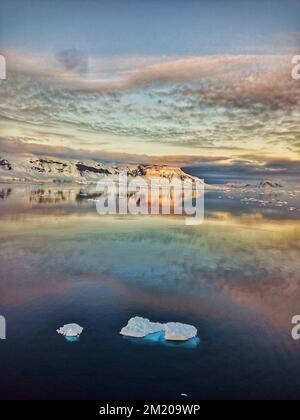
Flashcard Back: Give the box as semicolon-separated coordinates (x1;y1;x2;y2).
95;173;204;225
292;55;300;80
0;315;6;339
0;54;6;80
291;315;300;340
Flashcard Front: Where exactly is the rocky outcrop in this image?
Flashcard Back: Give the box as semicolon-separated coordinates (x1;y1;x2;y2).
76;163;112;175
0;157;12;171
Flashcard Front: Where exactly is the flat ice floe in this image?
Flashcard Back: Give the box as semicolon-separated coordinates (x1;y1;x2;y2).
120;317;197;341
57;323;83;341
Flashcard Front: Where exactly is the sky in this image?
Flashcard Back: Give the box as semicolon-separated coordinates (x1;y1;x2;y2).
0;0;300;179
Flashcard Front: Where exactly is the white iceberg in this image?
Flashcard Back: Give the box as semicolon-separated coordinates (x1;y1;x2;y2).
120;316;163;338
57;323;83;338
120;317;197;341
164;322;197;341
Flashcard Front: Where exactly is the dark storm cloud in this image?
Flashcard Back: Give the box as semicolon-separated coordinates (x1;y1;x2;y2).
185;157;300;181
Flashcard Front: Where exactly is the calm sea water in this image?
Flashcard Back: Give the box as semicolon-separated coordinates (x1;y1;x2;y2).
0;183;300;400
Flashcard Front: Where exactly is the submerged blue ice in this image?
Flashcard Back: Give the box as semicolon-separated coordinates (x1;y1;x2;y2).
123;331;200;348
64;335;81;343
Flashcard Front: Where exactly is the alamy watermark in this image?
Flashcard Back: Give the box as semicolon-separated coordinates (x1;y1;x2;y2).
0;315;6;339
0;54;6;80
291;55;300;80
291;315;300;340
95;173;204;225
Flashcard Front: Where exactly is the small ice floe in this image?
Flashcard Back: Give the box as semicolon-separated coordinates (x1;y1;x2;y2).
57;323;83;342
240;197;271;207
120;317;198;343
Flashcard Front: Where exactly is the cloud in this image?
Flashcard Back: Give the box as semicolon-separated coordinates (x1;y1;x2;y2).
55;48;88;74
5;49;299;102
72;55;300;112
4;49;171;87
263;158;300;175
1;49;300;169
184;157;300;181
0;137;227;166
1;137;299;180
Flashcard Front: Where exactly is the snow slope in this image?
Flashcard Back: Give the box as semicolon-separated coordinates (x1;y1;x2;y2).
0;154;201;185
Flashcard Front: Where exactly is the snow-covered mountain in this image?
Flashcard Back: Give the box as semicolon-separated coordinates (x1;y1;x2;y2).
0;154;200;185
225;180;283;189
256;181;283;189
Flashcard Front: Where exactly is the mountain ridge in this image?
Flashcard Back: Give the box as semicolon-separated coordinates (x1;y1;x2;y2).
0;154;202;185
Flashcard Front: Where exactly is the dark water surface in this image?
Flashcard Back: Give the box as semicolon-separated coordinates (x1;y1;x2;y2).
0;183;300;400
